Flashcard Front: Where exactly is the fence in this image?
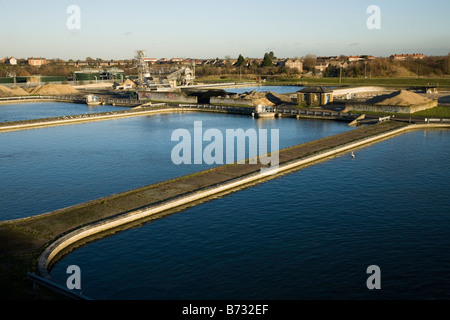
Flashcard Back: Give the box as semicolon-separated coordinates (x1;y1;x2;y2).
178;104;254;114
0;80;117;88
0;95;84;102
0;95;142;106
27;272;92;300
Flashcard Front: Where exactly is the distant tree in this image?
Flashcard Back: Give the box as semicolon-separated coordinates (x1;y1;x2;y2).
262;53;273;67
18;69;30;77
269;51;276;60
303;54;317;71
236;54;245;67
447;53;450;74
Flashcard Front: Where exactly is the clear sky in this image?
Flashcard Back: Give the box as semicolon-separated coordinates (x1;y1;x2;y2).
0;0;449;60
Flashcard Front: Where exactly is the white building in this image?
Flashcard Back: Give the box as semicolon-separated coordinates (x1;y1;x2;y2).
3;57;17;65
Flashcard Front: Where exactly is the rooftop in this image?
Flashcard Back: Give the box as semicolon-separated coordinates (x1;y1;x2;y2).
298;86;333;94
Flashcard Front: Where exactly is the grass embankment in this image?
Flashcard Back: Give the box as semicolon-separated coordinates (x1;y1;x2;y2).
196;75;450;88
271;77;450;88
347;106;450;119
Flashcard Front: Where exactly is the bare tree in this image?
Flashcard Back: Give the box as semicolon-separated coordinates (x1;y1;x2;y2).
302;54;317;72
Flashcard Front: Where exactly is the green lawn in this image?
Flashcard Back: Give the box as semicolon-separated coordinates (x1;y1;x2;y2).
268;77;450;88
348;106;450;118
196;75;450;88
413;106;450;118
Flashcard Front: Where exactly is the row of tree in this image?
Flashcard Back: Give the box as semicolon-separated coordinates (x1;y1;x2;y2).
2;53;449;79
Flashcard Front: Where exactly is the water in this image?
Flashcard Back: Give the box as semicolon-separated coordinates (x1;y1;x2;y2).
0;102;130;123
0;111;353;221
226;85;303;95
48;129;450;300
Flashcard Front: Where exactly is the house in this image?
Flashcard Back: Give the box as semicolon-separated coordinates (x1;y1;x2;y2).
317;56;335;65
75;61;89;67
144;58;157;65
314;63;329;73
279;59;303;72
3;57;18;65
28;57;48;66
348;56;364;62
390;54;426;61
170;58;183;64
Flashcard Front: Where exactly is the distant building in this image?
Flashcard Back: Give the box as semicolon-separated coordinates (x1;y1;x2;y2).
76;61;89;67
144;58;157;65
28;57;48;66
297;86;334;107
2;57;17;65
170;58;184;64
314;62;329;73
279;59;303;72
390;54;426;61
348;56;363;62
316;56;335;64
347;55;376;62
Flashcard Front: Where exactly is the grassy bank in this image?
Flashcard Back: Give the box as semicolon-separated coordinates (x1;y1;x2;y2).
196;75;450;88
348;106;450;118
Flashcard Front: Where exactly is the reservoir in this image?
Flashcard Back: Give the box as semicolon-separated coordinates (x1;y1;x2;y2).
226;85;303;95
0;109;354;221
0;101;130;123
47;129;450;300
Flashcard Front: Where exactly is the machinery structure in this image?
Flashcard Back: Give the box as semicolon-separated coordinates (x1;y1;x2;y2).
133;50;195;89
135;50;152;86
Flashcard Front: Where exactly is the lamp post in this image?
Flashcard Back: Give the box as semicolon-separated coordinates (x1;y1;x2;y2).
364;61;368;79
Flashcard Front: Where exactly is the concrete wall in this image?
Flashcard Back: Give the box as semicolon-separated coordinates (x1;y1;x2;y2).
345;100;437;114
297;93;333;107
210;97;254;106
333;86;391;97
138;91;198;104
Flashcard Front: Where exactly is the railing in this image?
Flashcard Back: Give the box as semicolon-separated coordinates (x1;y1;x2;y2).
0;95;143;106
274;107;356;119
98;97;141;105
177;104;254;114
0;95;83;101
176;104;357;119
0;80;117;88
425;118;450;123
27;272;92;300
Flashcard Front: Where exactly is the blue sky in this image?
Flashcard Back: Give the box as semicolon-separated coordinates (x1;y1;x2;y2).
0;0;449;60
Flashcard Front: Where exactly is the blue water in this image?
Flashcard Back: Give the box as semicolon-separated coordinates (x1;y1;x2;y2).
0;102;130;123
48;129;450;300
226;86;303;95
0;112;353;221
